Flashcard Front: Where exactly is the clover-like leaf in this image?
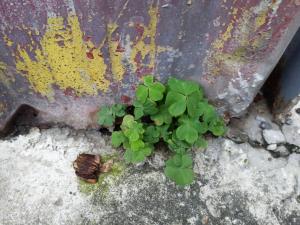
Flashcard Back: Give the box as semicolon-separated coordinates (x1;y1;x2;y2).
121;115;144;141
134;106;144;120
203;104;217;123
136;75;166;103
176;115;208;144
130;139;145;151
121;115;135;128
186;91;203;118
143;75;154;86
143;99;158;115
166;91;186;117
179;116;208;135
97;106;114;127
136;85;148;103
144;125;161;144
164;154;194;185
149;82;165;101
157;124;171;142
209;118;226;136
176;124;198;144
113;104;126;117
124;144;153;163
167;77;199;96
133;100;158;119
194;136;208;149
111;131;125;147
167;132;191;154
151;105;172;126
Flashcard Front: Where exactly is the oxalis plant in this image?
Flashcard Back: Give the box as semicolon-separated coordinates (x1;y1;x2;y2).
97;75;226;186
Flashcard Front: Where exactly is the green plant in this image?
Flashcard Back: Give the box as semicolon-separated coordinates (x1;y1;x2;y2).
97;104;126;127
97;75;226;185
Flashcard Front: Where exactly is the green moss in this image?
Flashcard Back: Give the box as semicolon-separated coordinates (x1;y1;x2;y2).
78;153;126;195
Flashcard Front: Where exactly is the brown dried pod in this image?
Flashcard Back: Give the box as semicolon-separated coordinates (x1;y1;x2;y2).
73;154;101;184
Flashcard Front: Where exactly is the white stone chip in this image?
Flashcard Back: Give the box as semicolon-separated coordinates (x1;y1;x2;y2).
262;129;286;144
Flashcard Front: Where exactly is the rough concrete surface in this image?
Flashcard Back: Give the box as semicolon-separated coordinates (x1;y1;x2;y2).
281;100;300;148
0;126;300;225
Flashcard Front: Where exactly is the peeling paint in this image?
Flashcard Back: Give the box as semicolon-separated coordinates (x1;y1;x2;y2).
3;34;13;47
15;15;110;98
213;23;234;50
204;1;277;77
12;4;165;97
108;23;126;81
0;62;6;71
129;5;159;75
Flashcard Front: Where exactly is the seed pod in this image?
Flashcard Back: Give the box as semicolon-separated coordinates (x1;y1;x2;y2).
73;154;101;184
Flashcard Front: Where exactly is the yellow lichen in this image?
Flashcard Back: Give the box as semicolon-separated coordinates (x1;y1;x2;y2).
16;15;109;98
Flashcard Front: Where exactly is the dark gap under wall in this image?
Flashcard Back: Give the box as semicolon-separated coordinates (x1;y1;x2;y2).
0;105;40;138
261;28;300;114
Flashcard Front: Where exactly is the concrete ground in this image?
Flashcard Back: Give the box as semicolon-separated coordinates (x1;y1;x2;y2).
0;101;300;225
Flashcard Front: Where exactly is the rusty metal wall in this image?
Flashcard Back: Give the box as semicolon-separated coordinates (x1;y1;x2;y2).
0;0;300;131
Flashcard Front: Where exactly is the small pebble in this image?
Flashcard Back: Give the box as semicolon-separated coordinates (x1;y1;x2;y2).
262;129;286;144
54;198;63;206
285;118;293;125
296;195;300;203
275;145;290;157
267;144;277;151
259;121;272;130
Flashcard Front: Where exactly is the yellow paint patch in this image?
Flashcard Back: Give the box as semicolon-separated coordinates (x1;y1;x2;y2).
16;15;109;98
0;61;6;71
204;2;273;77
213;22;234;49
129;5;159;72
255;10;268;28
0;61;15;88
108;23;125;81
11;4;170;97
3;34;13;47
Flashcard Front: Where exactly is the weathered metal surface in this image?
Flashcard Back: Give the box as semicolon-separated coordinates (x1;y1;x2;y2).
0;0;300;131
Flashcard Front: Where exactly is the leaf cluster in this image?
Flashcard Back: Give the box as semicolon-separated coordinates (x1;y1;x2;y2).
97;75;226;185
97;104;126;127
